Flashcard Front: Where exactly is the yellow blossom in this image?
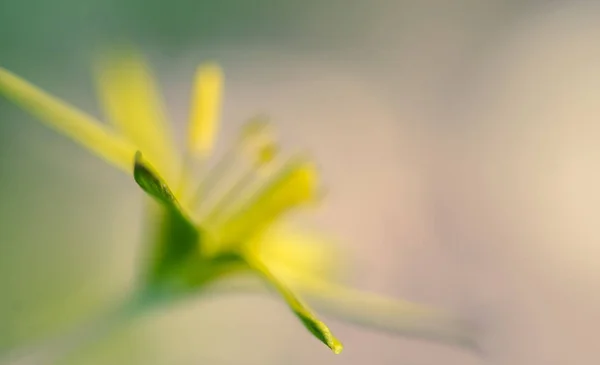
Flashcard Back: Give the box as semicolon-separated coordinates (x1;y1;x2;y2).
0;49;478;358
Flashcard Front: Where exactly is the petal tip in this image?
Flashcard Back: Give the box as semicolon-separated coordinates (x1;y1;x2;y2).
330;338;344;354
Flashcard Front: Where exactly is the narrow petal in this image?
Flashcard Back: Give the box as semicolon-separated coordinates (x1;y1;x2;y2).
199;275;479;351
246;256;343;354
95;50;178;181
187;63;223;157
298;279;479;351
0;67;137;172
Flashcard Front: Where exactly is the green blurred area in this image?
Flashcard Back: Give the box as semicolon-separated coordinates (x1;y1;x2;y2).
0;0;374;65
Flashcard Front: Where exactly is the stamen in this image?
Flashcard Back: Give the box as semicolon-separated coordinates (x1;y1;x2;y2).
187;117;277;212
214;157;319;250
188;146;238;211
202;167;256;226
203;142;280;226
255;141;278;167
240;116;270;142
238;116;273;158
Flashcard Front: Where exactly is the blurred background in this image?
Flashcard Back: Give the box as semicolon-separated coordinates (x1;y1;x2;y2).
1;0;600;364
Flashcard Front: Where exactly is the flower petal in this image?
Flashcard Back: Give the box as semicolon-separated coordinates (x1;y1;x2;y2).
254;225;345;281
298;279;478;351
246;255;343;354
187;63;223;157
0;67;137;172
95;50;179;182
199;274;479;351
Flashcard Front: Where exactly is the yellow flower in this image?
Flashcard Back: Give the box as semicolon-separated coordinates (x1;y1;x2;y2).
0;48;342;353
0;48;478;357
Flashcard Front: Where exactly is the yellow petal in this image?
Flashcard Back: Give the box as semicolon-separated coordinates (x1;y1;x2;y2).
0;67;137;172
187;63;223;157
95;49;178;181
246;255;343;354
255;225;345;282
216;157;319;248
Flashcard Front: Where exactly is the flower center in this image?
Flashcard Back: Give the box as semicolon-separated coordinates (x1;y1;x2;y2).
181;118;320;256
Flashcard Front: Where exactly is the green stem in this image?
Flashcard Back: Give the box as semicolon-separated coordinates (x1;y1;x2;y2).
0;289;154;365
